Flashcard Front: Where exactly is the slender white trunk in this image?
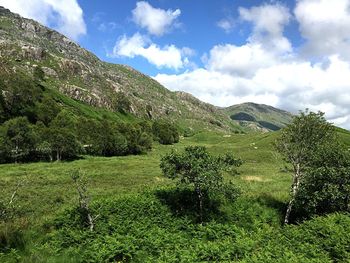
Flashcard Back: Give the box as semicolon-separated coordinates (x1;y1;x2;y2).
196;186;203;223
284;163;300;224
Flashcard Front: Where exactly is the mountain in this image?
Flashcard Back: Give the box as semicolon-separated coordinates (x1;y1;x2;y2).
221;102;293;132
0;6;292;133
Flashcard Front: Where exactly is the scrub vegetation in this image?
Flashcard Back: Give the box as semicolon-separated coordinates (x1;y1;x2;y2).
0;117;349;262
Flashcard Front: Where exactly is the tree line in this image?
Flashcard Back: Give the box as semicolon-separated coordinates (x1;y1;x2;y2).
0;69;179;163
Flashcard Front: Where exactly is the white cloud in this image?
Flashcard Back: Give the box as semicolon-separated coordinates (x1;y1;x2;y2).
98;22;118;32
112;33;191;70
132;1;181;36
154;2;350;129
217;19;235;33
239;3;292;52
206;43;278;77
0;0;86;40
295;0;350;60
155;56;350;129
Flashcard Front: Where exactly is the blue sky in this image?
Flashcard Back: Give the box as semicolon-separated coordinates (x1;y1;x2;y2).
1;0;350;129
78;0;300;76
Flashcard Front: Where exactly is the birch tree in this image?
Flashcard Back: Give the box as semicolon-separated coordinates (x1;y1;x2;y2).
275;110;335;224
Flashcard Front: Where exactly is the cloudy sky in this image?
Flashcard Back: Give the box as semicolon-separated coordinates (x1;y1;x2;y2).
1;0;350;129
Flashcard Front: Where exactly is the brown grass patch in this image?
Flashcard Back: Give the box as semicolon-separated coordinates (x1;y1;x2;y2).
242;176;270;182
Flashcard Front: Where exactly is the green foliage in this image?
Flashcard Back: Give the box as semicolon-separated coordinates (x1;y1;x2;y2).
0;224;25;253
0;70;155;163
152;119;179;145
160;146;242;221
114;92;131;114
33;66;45;81
275;110;336;173
35;95;60;125
293;141;350;219
0;117;37;162
0;72;43;123
37;193;350;262
0;131;350;261
274;110;339;223
295;167;350;219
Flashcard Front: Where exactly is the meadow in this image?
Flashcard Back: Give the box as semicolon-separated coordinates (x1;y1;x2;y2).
1;131;350;262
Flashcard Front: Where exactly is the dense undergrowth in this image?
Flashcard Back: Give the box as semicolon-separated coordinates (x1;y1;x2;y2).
2;189;349;262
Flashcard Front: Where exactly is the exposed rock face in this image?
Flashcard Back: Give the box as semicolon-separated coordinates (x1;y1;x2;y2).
21;45;46;60
42;66;58;78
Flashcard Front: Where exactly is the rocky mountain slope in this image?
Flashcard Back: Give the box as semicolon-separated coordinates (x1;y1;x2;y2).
0;6;292;132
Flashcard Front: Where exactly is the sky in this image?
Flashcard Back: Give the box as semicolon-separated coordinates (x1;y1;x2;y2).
1;0;350;129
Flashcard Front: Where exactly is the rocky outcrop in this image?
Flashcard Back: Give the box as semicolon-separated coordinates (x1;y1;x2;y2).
21;45;46;60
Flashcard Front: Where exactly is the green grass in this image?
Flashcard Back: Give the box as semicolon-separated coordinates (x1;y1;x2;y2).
44;83;137;123
0;131;349;262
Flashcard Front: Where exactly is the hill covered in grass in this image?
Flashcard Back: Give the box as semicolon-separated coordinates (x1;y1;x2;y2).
222;102;293;132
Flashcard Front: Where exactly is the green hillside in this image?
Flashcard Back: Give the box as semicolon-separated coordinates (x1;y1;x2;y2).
222;102;293;132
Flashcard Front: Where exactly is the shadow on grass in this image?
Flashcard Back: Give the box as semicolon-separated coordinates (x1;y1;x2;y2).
255;193;287;224
155;187;226;223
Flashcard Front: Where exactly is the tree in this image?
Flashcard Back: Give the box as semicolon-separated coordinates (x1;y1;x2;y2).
115;92;131;114
119;123;152;154
275;110;337;224
71;170;99;231
48;111;81;161
0;117;37;163
152;120;179;145
36;95;60;125
0;72;43;122
293;140;350;218
47;127;81;161
160;146;242;222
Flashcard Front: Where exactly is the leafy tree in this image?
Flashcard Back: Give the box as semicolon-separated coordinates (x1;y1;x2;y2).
91;120;128;156
0;117;37;163
0;73;43;122
152;119;179;145
293;141;350;218
275;110;337;224
118;123;152;154
48;111;81;161
47;127;82;161
115;92;131;114
36;95;60;125
36;141;53;162
160;146;242;222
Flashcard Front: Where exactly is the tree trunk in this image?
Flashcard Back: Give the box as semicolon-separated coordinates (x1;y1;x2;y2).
56;150;62;161
196;186;203;223
284;163;301;224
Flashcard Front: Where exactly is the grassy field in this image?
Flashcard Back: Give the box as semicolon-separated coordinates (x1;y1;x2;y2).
1;131;350;262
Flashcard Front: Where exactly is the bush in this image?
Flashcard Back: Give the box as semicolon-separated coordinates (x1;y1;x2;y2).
160;146;242;222
152;120;179;145
0;224;26;253
294;167;350;219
